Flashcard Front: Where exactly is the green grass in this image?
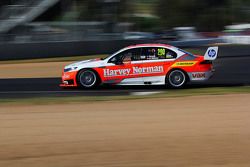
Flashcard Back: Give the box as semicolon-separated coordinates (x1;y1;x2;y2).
186;49;204;55
1;86;250;105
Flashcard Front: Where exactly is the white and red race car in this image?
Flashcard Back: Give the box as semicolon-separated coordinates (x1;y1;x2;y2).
60;44;218;88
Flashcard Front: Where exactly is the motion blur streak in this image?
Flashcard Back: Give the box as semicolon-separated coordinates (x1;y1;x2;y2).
0;55;250;98
0;1;250;167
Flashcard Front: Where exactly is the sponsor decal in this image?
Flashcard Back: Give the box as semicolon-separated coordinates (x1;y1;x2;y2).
104;66;164;77
172;61;197;67
133;66;163;74
62;74;70;79
104;68;131;77
192;73;206;78
208;49;216;58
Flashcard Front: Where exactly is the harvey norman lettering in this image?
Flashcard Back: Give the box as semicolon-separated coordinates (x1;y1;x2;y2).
104;66;164;77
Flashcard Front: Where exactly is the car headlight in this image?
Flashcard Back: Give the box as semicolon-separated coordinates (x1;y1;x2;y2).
64;67;78;72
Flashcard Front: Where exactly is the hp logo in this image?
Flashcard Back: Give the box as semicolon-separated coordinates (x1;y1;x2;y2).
208;49;216;58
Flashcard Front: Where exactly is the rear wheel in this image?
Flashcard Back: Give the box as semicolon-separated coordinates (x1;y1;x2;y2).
166;69;187;88
77;69;99;88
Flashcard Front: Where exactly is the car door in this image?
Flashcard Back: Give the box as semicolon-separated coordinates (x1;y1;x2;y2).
103;48;145;85
140;47;177;84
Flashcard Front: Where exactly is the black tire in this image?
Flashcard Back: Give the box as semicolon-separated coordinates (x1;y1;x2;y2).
166;69;187;88
77;69;99;88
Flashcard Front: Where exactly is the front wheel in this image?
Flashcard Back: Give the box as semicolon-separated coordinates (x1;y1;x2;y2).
77;69;99;88
166;70;187;88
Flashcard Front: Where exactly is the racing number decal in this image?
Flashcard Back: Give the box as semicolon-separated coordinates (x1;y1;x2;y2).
158;48;165;57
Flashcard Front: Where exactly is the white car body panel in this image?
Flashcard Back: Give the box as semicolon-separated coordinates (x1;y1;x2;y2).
117;75;166;85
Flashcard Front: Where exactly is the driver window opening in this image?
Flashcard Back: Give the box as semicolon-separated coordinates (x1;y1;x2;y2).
108;48;143;64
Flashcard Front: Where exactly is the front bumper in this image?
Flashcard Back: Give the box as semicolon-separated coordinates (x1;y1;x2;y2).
188;70;214;82
60;71;78;87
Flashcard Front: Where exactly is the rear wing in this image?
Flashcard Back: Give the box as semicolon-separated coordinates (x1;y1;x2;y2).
204;46;218;60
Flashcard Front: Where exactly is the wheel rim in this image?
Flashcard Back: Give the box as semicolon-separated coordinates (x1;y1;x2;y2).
79;70;96;88
169;70;186;87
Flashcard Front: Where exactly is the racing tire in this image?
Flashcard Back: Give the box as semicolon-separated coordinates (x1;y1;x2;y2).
166;69;187;88
77;69;99;88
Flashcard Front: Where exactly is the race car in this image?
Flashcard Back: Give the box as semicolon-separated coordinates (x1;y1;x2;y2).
60;44;218;88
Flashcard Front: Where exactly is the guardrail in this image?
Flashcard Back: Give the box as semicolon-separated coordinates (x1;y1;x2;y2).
0;39;249;61
0;39;152;60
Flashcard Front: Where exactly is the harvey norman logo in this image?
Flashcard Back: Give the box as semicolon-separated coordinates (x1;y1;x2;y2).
104;66;164;77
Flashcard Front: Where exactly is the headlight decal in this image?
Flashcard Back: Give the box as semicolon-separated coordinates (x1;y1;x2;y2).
64;67;78;72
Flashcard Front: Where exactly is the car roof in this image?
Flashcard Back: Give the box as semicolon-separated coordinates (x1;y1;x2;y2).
125;43;174;50
119;43;188;59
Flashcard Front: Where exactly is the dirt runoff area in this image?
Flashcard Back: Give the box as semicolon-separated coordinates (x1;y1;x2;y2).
1;94;250;167
0;61;70;78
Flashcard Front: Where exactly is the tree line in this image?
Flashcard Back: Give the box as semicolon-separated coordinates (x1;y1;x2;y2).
156;0;250;31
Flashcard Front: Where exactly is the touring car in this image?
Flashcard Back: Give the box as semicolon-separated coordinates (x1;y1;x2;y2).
60;44;218;88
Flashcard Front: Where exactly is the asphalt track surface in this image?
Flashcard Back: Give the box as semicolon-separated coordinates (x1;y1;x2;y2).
0;56;250;98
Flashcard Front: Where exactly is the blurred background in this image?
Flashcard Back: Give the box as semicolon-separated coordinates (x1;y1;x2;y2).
0;0;250;60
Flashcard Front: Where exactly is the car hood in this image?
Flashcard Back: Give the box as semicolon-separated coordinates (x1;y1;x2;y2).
65;58;104;69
